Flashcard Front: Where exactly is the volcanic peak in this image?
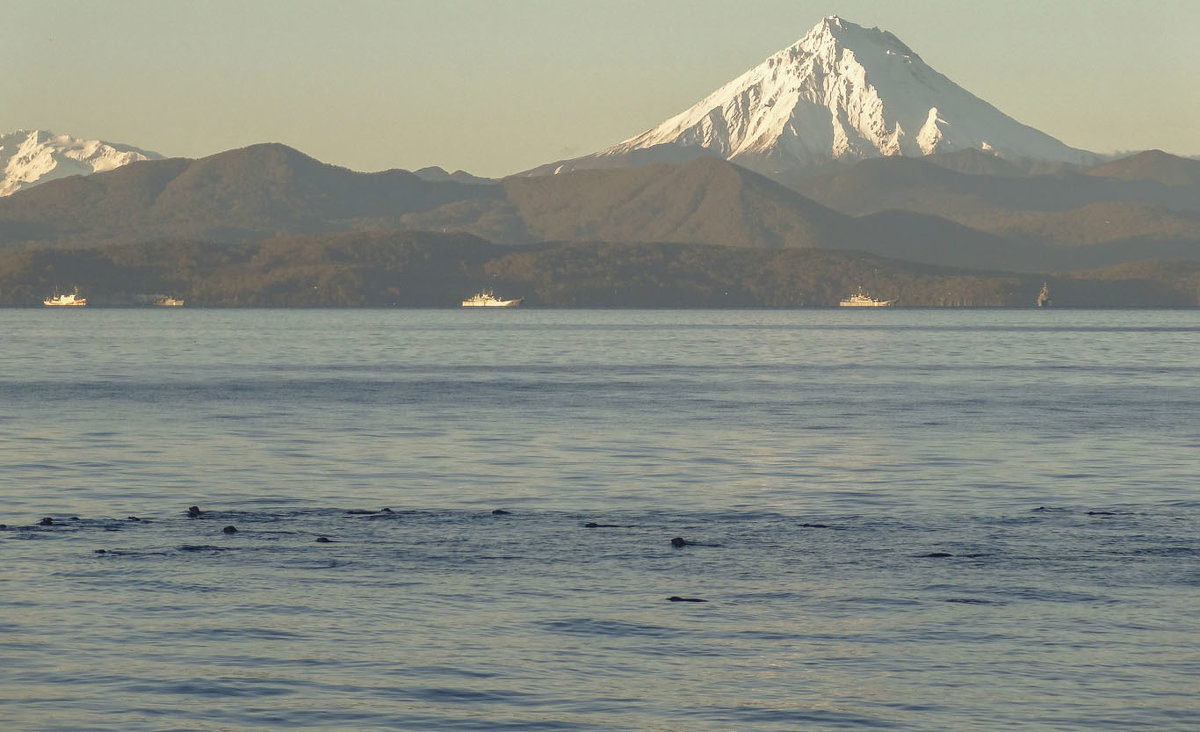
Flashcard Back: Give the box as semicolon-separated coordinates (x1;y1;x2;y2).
536;16;1092;180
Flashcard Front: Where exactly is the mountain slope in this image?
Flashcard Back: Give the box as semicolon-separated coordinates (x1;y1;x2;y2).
0;129;163;196
792;152;1200;218
529;16;1093;181
502;156;852;248
1084;149;1200;187
0;143;504;247
956;202;1200;247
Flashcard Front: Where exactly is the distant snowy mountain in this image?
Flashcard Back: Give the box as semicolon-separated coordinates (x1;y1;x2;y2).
529;16;1096;180
0;130;162;196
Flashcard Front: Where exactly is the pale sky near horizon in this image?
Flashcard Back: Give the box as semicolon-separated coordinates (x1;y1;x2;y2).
6;0;1198;177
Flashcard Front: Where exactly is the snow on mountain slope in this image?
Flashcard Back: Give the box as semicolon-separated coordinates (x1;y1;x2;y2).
533;17;1094;178
0;130;162;196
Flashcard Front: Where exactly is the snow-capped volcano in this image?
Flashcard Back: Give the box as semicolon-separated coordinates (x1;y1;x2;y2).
532;17;1094;178
0;130;162;196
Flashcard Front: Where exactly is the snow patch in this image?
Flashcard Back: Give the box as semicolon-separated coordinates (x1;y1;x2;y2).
917;107;946;154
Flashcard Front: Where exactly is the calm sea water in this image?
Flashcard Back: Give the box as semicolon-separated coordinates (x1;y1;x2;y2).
2;308;1198;730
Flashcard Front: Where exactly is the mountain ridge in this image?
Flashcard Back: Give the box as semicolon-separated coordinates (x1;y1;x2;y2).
0;143;503;245
3;142;1199;276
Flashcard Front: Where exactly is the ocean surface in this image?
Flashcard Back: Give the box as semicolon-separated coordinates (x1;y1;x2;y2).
2;308;1197;731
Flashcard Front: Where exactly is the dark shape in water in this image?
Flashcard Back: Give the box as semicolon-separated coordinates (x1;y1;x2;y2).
492;509;511;515
921;552;954;558
670;537;688;548
187;506;202;518
584;522;622;528
128;516;141;522
347;508;397;519
315;536;332;543
39;517;54;526
667;596;708;602
222;525;238;534
1087;511;1117;516
799;523;829;528
94;549;106;554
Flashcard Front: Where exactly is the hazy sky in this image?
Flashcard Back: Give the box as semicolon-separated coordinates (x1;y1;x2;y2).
6;0;1199;177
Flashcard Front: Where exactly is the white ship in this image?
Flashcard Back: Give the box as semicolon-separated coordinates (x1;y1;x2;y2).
839;287;896;307
462;290;523;307
43;287;87;307
153;296;185;307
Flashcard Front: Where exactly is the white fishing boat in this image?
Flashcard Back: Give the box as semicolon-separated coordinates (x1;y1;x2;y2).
839;287;896;307
462;290;523;307
153;296;185;307
43;287;87;307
